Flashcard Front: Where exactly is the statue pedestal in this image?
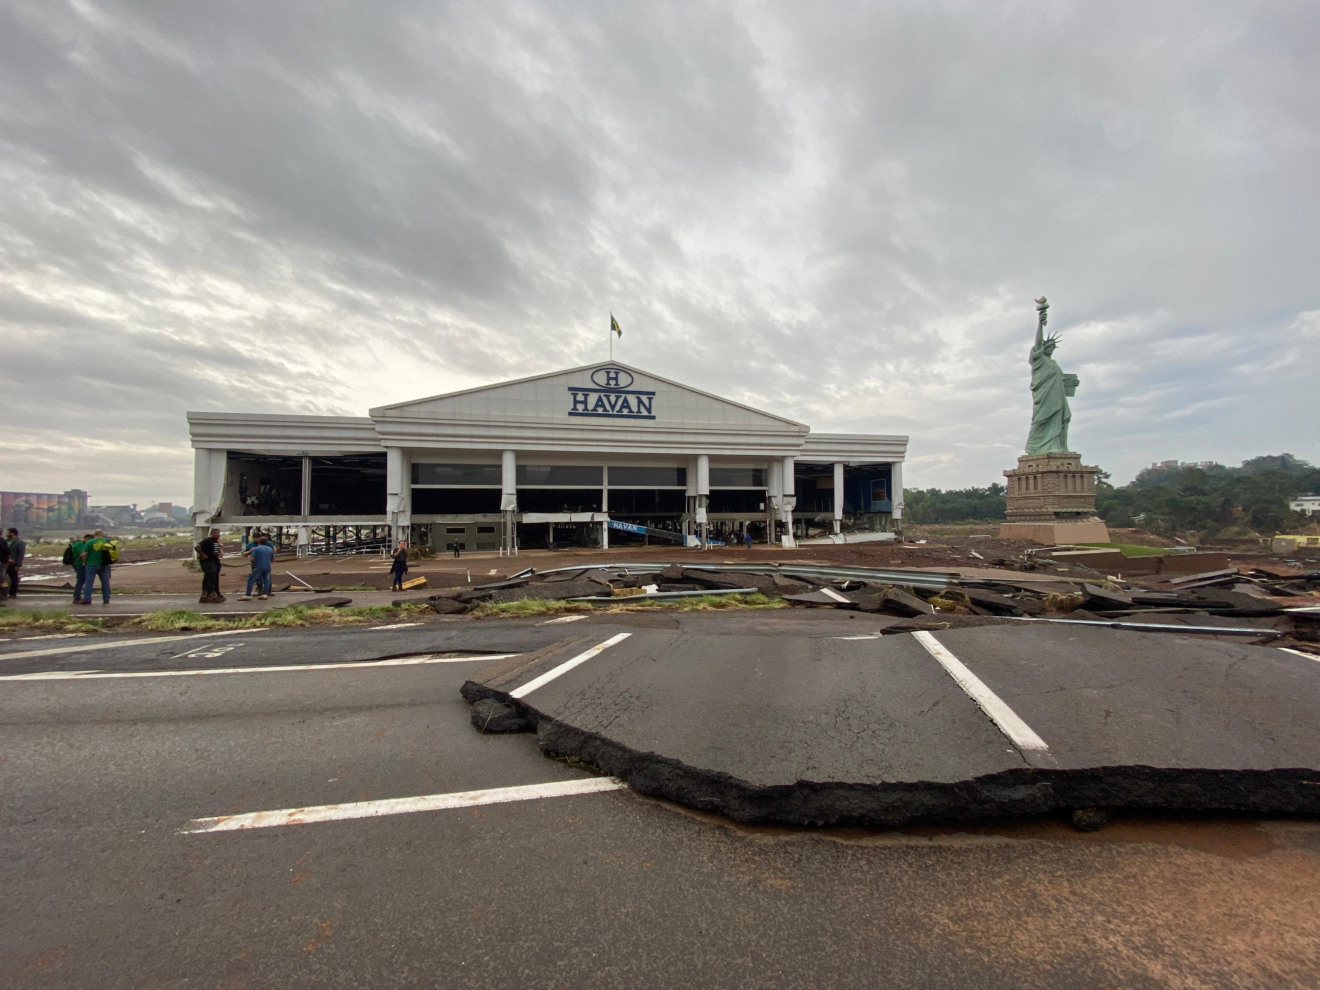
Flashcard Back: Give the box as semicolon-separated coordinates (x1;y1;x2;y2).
999;452;1109;545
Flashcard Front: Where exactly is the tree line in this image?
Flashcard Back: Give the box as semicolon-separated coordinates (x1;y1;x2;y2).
903;454;1319;537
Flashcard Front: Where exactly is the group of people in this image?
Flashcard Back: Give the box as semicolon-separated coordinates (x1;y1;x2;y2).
64;530;114;605
193;528;276;604
0;528;27;601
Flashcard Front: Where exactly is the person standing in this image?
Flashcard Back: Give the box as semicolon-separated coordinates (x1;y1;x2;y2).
79;528;113;605
70;533;90;603
5;528;26;598
195;528;225;604
0;535;9;602
238;535;274;601
390;540;409;592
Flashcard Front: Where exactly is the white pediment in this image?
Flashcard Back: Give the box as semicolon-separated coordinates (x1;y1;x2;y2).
370;363;808;434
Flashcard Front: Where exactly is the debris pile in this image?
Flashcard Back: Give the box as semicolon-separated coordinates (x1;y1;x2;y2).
390;556;1319;652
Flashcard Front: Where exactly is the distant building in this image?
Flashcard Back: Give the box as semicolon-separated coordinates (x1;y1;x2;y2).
0;489;89;528
88;505;141;528
1290;495;1320;517
187;361;908;551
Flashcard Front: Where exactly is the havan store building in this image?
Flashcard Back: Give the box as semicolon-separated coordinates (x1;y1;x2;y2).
187;363;908;553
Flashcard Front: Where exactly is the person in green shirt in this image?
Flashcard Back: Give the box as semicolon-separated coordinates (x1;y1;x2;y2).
78;529;112;605
70;534;90;603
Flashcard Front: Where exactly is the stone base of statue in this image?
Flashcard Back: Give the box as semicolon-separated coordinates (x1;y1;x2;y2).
999;452;1110;545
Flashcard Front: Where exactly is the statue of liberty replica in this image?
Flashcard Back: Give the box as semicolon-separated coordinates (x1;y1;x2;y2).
999;297;1110;543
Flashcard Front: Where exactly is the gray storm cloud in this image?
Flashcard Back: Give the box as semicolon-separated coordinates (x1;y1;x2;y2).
1;0;1316;504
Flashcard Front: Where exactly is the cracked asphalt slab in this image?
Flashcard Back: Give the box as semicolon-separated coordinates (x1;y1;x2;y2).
5;612;1320;987
464;622;1320;827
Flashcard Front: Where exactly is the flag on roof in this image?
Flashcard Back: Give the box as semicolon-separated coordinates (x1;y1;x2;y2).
610;313;622;338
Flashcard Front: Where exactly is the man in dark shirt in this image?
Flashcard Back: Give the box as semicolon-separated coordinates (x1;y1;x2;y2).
6;528;26;598
0;535;9;602
195;528;226;604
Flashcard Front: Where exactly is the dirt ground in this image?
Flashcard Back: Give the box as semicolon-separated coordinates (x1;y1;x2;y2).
16;529;1316;596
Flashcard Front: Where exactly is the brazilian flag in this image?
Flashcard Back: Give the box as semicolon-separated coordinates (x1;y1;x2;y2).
610;313;622;338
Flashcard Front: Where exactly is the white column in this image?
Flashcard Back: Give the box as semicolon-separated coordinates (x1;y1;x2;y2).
600;466;609;549
192;449;214;540
891;461;904;534
386;448;411;544
300;455;312;517
500;451;517;511
833;461;845;535
767;459;782;544
780;456;797;547
500;450;518;554
695;454;710;546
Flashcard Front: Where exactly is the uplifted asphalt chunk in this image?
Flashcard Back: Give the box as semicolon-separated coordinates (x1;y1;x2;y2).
882;589;936;617
961;588;1028;617
463;626;1320;828
470;698;531;734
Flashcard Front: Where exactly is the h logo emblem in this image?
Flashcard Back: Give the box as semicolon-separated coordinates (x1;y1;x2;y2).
589;367;635;390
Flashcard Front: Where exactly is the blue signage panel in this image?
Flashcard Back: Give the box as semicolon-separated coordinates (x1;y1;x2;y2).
607;520;648;534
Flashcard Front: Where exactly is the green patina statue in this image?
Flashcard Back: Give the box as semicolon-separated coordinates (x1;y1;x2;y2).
1024;296;1078;455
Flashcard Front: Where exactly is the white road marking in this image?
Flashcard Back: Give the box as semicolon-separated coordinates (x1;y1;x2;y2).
832;633;881;640
541;615;587;624
368;623;423;630
1278;647;1320;662
181;776;627;832
820;587;851;603
0;627;266;663
510;633;632;699
0;653;519;681
172;643;243;660
913;631;1050;754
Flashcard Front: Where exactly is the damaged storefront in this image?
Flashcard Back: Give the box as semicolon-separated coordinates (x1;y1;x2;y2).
187;363;908;553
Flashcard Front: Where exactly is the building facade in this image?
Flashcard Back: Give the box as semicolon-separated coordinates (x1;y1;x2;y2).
0;489;89;529
188;363;908;551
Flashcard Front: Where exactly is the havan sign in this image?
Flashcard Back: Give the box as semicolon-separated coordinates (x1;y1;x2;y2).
567;367;656;420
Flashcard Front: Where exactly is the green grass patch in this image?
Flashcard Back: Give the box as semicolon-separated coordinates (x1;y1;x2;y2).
0;609;108;634
1075;542;1169;557
471;592;787;618
130;603;430;632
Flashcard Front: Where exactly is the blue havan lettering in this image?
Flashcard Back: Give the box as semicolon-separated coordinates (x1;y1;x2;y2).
565;385;657;420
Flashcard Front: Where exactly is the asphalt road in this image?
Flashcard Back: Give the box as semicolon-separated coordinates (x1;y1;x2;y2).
3;613;1320;988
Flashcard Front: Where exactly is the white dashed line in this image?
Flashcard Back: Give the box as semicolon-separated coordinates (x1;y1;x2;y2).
541;615;587;624
510;633;632;699
0;653;518;681
913;631;1050;755
181;776;627;832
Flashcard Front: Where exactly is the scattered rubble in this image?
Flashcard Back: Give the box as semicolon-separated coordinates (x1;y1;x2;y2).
365;540;1320;653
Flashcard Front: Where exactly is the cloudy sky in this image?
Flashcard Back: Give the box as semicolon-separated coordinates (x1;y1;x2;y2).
3;0;1317;506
